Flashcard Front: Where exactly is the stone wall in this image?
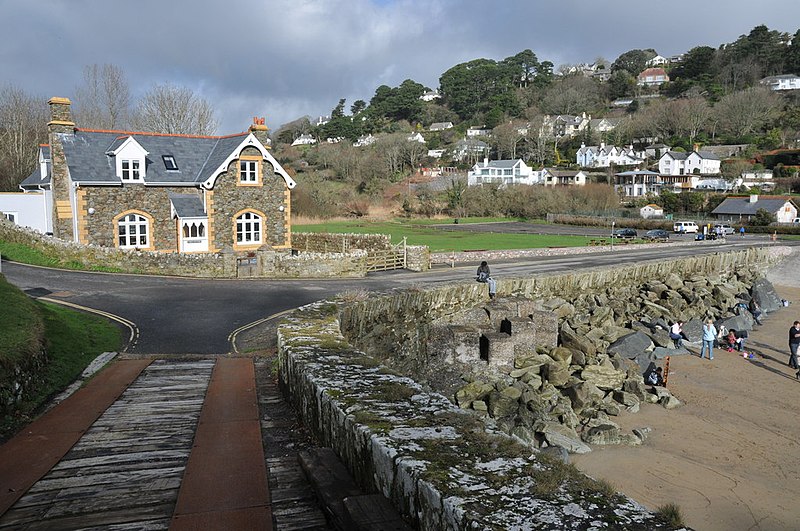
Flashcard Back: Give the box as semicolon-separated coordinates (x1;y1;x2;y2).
278;303;677;530
0;220;368;278
292;232;393;252
278;247;786;529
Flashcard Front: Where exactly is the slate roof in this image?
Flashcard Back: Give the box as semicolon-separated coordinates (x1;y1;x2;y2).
695;150;720;161
169;193;206;218
478;159;521;169
711;196;796;215
57;129;250;185
664;151;688;160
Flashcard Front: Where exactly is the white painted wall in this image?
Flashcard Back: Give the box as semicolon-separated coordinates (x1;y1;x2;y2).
0;191;52;233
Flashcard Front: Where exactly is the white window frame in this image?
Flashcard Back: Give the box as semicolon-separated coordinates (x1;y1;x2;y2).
239;160;258;183
163;155;179;171
118;213;149;248
121;159;142;181
3;212;18;224
236;212;262;244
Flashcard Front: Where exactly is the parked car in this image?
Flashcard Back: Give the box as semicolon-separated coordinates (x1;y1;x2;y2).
644;229;669;241
673;221;699;234
714;224;734;235
612;228;638;238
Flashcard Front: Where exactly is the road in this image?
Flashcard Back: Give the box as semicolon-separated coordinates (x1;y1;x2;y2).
2;235;788;354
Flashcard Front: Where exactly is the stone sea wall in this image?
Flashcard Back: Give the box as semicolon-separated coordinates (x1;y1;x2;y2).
278;302;680;530
278;248;788;529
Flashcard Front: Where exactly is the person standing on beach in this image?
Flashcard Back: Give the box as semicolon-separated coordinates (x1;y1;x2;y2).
701;319;717;360
789;321;800;371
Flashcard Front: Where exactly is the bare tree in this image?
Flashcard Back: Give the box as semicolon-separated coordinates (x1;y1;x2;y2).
402;138;427;171
131;83;217;135
671;97;712;145
0;85;47;191
713;87;782;138
492;120;525;159
74;64;131;129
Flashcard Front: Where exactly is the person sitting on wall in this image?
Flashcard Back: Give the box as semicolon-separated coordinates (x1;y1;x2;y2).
476;260;497;299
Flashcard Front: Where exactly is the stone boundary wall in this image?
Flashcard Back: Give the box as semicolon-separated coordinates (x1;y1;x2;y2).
430;239;723;265
292;232;393;252
0;220;368;278
278;303;677;530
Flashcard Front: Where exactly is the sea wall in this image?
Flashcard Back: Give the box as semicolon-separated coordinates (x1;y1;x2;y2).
273;251;791;529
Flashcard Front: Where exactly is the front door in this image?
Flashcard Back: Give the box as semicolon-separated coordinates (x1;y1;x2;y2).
178;217;208;252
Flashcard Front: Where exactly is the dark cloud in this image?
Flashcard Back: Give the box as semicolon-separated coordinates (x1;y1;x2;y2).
2;0;798;132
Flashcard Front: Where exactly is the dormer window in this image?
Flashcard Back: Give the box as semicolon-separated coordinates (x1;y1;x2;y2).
163;155;178;171
121;159;142;181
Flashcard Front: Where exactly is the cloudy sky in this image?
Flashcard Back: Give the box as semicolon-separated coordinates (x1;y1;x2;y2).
2;0;799;134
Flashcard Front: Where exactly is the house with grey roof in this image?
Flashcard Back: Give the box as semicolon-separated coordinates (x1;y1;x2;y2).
711;195;798;223
542;169;587;187
658;150;721;176
10;97;295;254
467;158;542;187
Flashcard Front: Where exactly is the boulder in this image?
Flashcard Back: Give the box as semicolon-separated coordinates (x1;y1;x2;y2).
612;390;640;408
548;346;573;365
660;395;681;409
563;381;604;413
488;386;522;418
569;348;586;367
582;424;621;445
560;323;596;356
623;377;647;400
514;353;552;370
543;362;571;388
664;273;684;290
455;381;494;408
718;313;755;333
751;277;782;312
536;421;591;454
607;331;653;360
580;364;626;391
630;351;658;374
682;318;704;342
539;445;570;464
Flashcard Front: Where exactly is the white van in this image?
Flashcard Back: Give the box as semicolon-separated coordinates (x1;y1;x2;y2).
673;221;699;233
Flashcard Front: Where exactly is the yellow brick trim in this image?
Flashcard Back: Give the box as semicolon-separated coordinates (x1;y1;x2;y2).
47;120;76;127
249;124;269;132
56;200;72;219
206;191;217;252
76;188;88;244
48;97;72;105
284;188;292;248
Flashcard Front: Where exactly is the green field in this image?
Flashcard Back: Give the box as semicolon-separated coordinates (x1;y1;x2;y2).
295;218;592;252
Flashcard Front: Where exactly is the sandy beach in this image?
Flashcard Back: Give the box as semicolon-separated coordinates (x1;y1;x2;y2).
572;251;800;531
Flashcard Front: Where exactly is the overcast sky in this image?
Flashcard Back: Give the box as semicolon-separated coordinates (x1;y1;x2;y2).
2;0;799;134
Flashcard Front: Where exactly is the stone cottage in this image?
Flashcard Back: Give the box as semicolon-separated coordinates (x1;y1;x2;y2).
16;97;296;254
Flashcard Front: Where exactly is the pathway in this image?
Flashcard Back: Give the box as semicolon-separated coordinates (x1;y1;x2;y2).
0;357;329;530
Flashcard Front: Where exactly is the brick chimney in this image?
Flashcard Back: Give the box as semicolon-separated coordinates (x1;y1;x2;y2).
47;97;76;241
48;97;75;133
249;117;271;148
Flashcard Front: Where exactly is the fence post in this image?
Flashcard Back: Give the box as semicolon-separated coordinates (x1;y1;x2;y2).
402;237;407;269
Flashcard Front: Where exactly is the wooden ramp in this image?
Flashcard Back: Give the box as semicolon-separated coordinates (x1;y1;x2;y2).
0;359;213;530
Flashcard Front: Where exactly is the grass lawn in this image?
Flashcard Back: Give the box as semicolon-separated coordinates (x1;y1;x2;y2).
295;218;592;252
0;277;122;441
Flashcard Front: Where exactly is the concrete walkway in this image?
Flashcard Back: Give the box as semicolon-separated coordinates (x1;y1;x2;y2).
0;358;275;530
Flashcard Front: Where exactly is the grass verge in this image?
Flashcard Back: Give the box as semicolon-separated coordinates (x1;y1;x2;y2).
0;241;121;272
0;284;122;441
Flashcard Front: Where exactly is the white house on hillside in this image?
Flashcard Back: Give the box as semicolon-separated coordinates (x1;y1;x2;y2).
467;159;542;186
637;68;669;86
640;203;664;219
291;134;317;146
577;143;644;168
760;74;800;91
658;150;721;175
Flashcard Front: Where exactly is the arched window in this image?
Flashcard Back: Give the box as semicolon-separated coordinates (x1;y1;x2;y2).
118;213;149;248
236;212;262;244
